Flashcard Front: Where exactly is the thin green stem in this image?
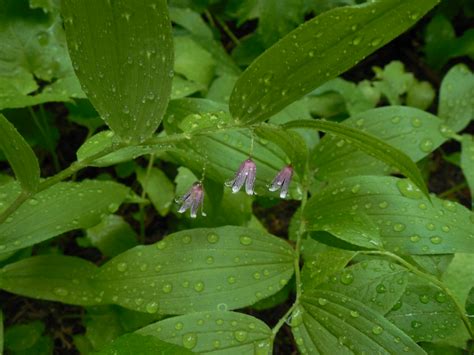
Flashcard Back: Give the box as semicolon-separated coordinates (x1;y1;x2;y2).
139;154;155;242
215;15;240;46
0;191;30;224
271;302;298;338
203;10;216;28
438;182;467;199
361;250;474;340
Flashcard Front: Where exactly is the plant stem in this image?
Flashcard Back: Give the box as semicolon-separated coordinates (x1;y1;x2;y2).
0;191;30;224
438;182;467;199
139;154;155;242
361;250;474;340
214;15;240;46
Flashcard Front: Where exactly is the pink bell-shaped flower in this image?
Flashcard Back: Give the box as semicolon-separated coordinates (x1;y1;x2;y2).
225;158;257;195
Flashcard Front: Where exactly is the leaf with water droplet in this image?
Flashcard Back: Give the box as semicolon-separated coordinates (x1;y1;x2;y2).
230;0;439;124
137;311;272;353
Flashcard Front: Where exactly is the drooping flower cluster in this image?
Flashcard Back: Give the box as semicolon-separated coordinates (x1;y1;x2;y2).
176;158;294;218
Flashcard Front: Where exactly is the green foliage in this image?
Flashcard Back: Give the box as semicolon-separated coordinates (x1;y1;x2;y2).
0;0;473;353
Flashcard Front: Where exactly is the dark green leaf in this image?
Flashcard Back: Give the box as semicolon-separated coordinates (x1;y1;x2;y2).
0;113;40;192
0;255;102;305
0;180;129;254
95;333;192;355
0;310;3;354
305;176;474;254
461;135;474;206
291;289;424;354
95;226;295;314
62;0;174;143
137;311;272;354
284;119;429;197
386;275;469;347
438;64;474;132
230;0;438;123
4;321;44;352
313;106;446;181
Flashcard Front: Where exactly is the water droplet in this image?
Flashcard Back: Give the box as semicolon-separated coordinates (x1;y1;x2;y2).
378;201;389;209
372;325;384;335
194;281;205;292
411;118;422;128
53;287;69;297
234;330;248;342
212;340;220;348
117;262;128;272
162;282;173;293
146;302;159;313
156;240;167;250
206;256;214;264
411;320;423;329
239;235;252;246
318;298;328;306
175;322;184;330
350;310;359;318
392;300;402;311
370;38;382;46
376;284;387;293
430;236;442;244
182;235;192;244
426;223;436;231
262;72;273;85
253;272;261;280
207;233;219;244
28;198;39;206
351;184;361;193
419;138;433;152
393;223;406;232
396;180;422;199
391;116;401;124
340;271;354;285
182;333;197;349
441;225;450;232
435;291;447;303
442;200;456;211
419;294;429;304
410;235;421;243
227;276;236;284
352;36;362;45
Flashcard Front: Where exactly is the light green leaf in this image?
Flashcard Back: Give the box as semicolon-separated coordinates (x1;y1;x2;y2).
284;119;429;197
137;167;175;216
207;75;238;103
85;215;138;258
305;176;474;254
0;113;40;192
291;289;424;354
229;0;438;123
438;64;474;132
95;226;295;314
0;180;129;254
62;0;174;143
137;311;272;354
406;80;436;111
461;135;474;206
317;259;408;314
0;255;102;305
95;333;192;355
313;106;446;181
386;275;469;347
372;61;415;105
410;255;454;279
442;254;474;307
171;75;204;99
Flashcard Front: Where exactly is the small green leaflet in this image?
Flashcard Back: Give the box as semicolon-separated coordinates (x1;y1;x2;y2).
61;0;174;143
0;255;102;305
95;226;294;314
461;135;474;206
136;167;175;216
438;64;474;132
313;106;446;181
305;176;474;254
284;119;429;198
229;0;439;123
0;114;40;192
291;289;424;354
137;311;272;354
0;180;129;254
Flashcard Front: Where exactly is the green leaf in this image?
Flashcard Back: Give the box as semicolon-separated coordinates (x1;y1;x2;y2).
4;321;45;352
82;306;125;351
313;106;447;181
85;215;138;258
95;333;192;355
284;118;429;197
386;275;469;347
95;226;295;314
317;259;408;314
305;176;474;254
467;287;474;328
410;255;454;279
61;0;174;143
406;80;436;111
438;64;474;132
461;135;474;206
137;311;272;354
229;0;438;123
372;61;415;105
291;289;424;354
442;254;474;307
137;167;175;216
0;255;102;305
0;114;40;192
0;180;129;254
171;75;204;99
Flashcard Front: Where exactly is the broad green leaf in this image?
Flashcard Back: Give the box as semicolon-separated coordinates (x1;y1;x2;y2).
305;176;474;254
291;289;424;354
438;64;474;132
85;215;138;258
284;119;429;198
317;260;408;314
95;226;295;314
95;333;192;355
301;246;355;291
410;255;454;279
0;255;102;305
386;275;469;347
3;321;45;352
137;167;175;216
313;106;446;181
138;311;272;354
0;180;129;254
0;113;40;192
229;0;438;123
442;254;474;307
62;0;174;143
461;135;474;206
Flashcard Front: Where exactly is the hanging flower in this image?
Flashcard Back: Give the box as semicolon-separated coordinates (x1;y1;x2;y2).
225;158;257;195
176;182;206;218
269;165;293;198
